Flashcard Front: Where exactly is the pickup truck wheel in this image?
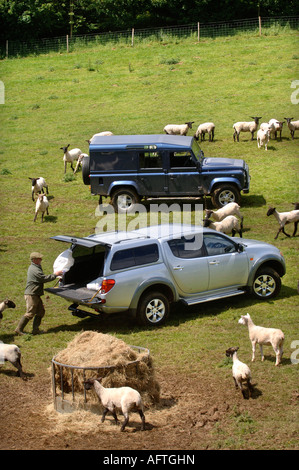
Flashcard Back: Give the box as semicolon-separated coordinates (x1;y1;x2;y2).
137;291;169;327
111;188;139;214
211;184;241;208
252;267;281;299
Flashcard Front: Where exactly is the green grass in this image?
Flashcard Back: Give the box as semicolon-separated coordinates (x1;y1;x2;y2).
0;30;298;450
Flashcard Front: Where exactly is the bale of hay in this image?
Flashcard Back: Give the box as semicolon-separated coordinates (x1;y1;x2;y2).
52;331;160;407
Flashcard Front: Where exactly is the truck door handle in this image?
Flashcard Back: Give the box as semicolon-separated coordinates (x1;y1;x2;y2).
173;265;184;270
209;260;219;265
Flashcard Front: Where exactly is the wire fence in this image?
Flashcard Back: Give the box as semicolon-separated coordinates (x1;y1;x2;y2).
1;16;298;59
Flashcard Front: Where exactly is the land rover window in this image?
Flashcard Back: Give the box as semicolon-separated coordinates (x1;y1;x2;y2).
139;152;163;169
168;235;205;259
169;152;196;168
110;244;159;271
203;233;237;256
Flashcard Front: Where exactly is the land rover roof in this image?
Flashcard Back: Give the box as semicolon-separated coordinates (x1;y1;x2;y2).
89;134;196;151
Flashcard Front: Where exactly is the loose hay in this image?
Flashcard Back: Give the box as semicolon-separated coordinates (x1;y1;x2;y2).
52;331;160;409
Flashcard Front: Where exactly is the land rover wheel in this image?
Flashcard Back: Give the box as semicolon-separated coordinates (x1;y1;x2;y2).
111;188;140;214
82;155;90;185
137;291;169;327
211;184;241;208
252;267;281;300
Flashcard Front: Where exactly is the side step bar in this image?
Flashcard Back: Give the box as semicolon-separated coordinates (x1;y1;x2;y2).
68;303;101;319
182;289;245;306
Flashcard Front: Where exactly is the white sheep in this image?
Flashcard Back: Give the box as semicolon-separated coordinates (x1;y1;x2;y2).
233;116;262;141
0;342;24;378
164;121;195;136
84;377;145;432
0;299;16;320
86;131;114;144
60;144;82;173
268;119;284;140
238;313;284;366
267;206;299;239
226;347;253;399
284;117;299;140
28;177;49;201
203;215;242;237
204;202;243;230
33;194;49;223
194;122;215;142
257;127;271;151
73;153;88;174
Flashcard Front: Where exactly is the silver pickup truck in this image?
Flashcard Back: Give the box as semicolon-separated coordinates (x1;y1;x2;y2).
46;224;286;327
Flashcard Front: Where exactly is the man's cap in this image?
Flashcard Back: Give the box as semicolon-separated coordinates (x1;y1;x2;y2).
30;252;43;260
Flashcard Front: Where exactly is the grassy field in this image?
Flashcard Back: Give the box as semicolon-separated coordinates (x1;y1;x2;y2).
0;29;298;450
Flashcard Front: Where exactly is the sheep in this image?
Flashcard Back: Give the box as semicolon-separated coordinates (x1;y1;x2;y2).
204;202;244;230
86;131;114;144
164;121;195;136
73;153;88;174
233;116;262;141
225;347;253;399
194;122;215;142
60;144;82;173
238;313;284;366
83;377;145;432
0;299;16;320
0;343;24;378
266;206;299;239
203;215;242;237
284;117;299;140
33;194;49;223
268;119;284;140
257;127;271;151
28;177;49;201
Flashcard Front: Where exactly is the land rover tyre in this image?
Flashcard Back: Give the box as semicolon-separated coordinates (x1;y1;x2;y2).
137;291;169;327
211;184;241;208
251;267;281;300
111;187;140;214
82;155;90;185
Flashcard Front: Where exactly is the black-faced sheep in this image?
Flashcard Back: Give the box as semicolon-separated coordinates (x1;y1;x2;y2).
267;206;299;239
0;343;24;378
233;116;262;141
226;346;253;399
60;144;82;173
284;117;299;140
28;177;48;202
164;121;195;136
33;194;49;222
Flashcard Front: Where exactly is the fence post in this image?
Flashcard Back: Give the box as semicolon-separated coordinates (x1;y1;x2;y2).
6;40;8;58
132;28;134;47
259;16;262;36
66;34;69;53
198;22;200;42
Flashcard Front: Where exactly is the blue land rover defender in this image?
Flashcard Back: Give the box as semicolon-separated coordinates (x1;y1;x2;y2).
81;134;250;212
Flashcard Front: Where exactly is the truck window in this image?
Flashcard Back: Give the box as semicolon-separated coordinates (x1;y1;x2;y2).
110;244;159;271
139;152;163;169
170;152;196;168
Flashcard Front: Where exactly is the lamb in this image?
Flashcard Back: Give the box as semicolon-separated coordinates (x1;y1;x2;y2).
86;131;114;144
268;119;284;140
60;144;82;173
0;343;24;378
73;153;88;174
225;347;253;399
284;117;299;140
266;206;299;239
29;177;49;201
204;202;243;230
233;116;262;141
194;122;215;142
238;313;284;366
33;194;49;223
0;299;16;320
83;377;145;432
164;121;195;136
203;215;242;237
257;127;271;151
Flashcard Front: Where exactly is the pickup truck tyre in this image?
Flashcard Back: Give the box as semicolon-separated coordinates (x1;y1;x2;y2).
111;188;140;214
211;184;241;208
251;267;281;299
137;291;169;327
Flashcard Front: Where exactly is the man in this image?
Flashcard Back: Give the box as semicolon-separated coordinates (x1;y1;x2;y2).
15;252;63;335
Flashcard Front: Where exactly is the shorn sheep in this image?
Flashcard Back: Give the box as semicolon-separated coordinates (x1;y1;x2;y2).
203;215;242;237
233;116;262;141
257;127;270;151
226;347;253;399
204;202;244;230
238;313;284;366
86;131;114;144
84;377;145;432
164;121;195;136
60;144;82;173
0;299;16;320
33;194;49;223
73;153;88;174
267;206;299;239
284;117;299;140
194;122;215;142
29;177;48;201
268;119;284;140
0;342;24;378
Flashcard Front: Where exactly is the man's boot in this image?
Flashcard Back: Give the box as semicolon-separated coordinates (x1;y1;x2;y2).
32;315;43;335
15;316;30;335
